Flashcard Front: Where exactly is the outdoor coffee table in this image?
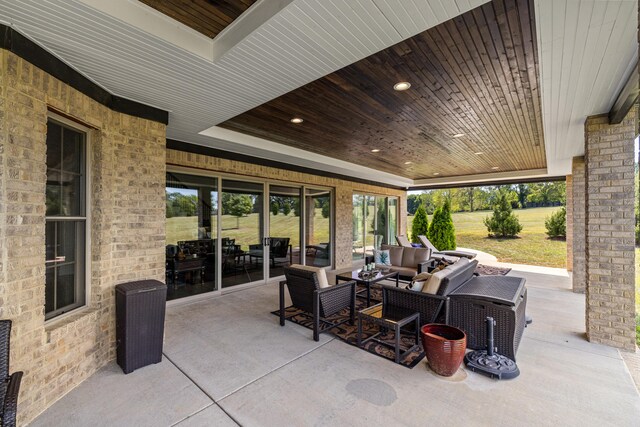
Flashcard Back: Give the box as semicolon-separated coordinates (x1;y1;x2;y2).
357;304;420;364
335;269;399;307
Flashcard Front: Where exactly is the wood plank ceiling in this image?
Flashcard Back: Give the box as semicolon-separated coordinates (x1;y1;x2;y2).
220;0;545;180
138;0;257;38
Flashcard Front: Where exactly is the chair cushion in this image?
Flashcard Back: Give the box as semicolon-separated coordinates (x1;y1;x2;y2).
400;247;431;268
288;264;329;288
382;244;404;267
422;258;472;295
422;269;449;294
373;249;392;266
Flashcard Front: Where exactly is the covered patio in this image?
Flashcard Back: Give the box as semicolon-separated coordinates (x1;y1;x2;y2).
0;0;639;425
30;262;640;426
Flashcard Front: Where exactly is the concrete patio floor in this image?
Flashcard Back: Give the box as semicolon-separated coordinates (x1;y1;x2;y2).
31;263;640;427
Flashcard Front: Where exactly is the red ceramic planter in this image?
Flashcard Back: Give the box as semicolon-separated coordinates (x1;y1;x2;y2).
421;323;467;377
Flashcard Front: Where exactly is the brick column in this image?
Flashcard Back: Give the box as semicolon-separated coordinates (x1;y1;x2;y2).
571;157;586;293
584;107;637;351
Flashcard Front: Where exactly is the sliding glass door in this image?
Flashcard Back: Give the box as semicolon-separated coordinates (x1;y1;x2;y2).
305;188;332;267
166;172;218;301
221;179;264;288
268;185;302;278
352;194;365;260
352;194;399;260
165;171;336;302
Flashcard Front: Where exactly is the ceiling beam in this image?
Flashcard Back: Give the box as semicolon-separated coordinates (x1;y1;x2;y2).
609;60;639;124
408;174;565;191
411;168;549;189
212;0;294;61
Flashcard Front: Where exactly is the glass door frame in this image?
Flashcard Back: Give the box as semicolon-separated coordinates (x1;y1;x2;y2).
351;192;400;261
301;185;335;270
166;166;335;305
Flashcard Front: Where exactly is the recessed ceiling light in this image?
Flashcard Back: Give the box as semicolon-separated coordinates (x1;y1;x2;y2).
393;82;411;91
474;151;484;155
433;172;440;176
491;166;499;170
453;133;465;138
290;117;303;124
371;149;381;153
404;161;412;165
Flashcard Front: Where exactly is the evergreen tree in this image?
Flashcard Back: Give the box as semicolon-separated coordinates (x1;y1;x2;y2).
282;202;292;216
484;192;523;237
545;207;566;238
321;199;330;218
429;200;456;250
410;204;429;243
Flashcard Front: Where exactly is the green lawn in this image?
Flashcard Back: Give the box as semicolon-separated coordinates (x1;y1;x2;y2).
407;206;567;268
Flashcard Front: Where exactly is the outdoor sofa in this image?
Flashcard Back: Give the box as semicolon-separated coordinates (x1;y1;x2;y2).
365;244;432;281
379;257;527;361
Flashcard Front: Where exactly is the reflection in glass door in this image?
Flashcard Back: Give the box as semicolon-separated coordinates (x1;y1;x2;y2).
305;188;332;267
351;194;398;260
165;172;218;301
364;195;376;255
352;194;365;260
268;185;301;278
387;198;398;244
221;179;264;287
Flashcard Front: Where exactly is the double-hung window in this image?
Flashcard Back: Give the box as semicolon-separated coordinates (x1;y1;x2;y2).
45;118;87;320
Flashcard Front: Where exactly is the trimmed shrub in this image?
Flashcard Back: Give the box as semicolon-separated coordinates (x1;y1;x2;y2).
410;205;429;243
271;201;279;216
545;207;566;238
484;193;523;238
428;200;456;250
282;202;292;216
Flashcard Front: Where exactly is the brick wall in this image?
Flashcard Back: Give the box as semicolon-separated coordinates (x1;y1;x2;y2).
571;157;586;293
0;50;166;425
166;150;407;269
584;108;637;351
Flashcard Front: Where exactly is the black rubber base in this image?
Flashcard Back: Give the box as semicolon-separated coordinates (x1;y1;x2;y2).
464;350;520;380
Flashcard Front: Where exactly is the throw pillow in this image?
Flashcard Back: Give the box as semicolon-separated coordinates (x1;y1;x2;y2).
409;272;432;292
373;249;392;266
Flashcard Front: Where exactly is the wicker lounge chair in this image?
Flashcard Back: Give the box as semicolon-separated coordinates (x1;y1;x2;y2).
417;235;477;260
280;266;356;341
1;320;22;427
395;235;413;247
